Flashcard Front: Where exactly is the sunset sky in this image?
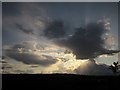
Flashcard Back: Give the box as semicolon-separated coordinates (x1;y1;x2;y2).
1;2;119;75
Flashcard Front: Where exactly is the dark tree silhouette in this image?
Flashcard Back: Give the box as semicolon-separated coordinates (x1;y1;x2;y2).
109;61;119;73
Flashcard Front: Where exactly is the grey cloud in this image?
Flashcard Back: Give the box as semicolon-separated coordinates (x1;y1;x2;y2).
58;22;106;59
3;2;49;45
74;60;113;75
5;50;57;66
4;42;58;66
44;21;120;59
15;23;35;35
44;20;66;39
11;41;36;50
3;3;119;60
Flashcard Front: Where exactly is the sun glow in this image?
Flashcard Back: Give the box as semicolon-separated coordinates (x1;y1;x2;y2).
16;43;89;74
34;46;89;73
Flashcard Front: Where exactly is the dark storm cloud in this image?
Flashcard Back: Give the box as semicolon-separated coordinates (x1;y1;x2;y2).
44;21;120;59
61;22;106;59
44;20;66;39
5;50;57;66
15;23;35;35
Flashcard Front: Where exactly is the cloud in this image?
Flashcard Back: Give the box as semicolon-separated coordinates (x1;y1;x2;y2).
2;42;117;75
2;3;119;74
74;60;113;75
15;23;35;35
58;22;106;59
44;19;119;59
11;41;37;50
42;59;114;75
44;20;66;39
5;42;58;66
2;60;34;74
3;3;119;60
3;3;49;44
6;51;57;66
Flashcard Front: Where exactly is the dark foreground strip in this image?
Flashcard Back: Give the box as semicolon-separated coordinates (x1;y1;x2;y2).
2;74;120;89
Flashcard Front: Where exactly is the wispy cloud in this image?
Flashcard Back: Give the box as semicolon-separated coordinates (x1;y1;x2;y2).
5;42;58;66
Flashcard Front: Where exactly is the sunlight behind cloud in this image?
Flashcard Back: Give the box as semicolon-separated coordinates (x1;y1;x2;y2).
2;2;119;75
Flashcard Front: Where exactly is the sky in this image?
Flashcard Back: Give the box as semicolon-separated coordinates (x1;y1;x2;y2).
1;2;119;74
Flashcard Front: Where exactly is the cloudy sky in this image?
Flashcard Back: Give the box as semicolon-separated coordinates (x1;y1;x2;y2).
1;2;119;75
